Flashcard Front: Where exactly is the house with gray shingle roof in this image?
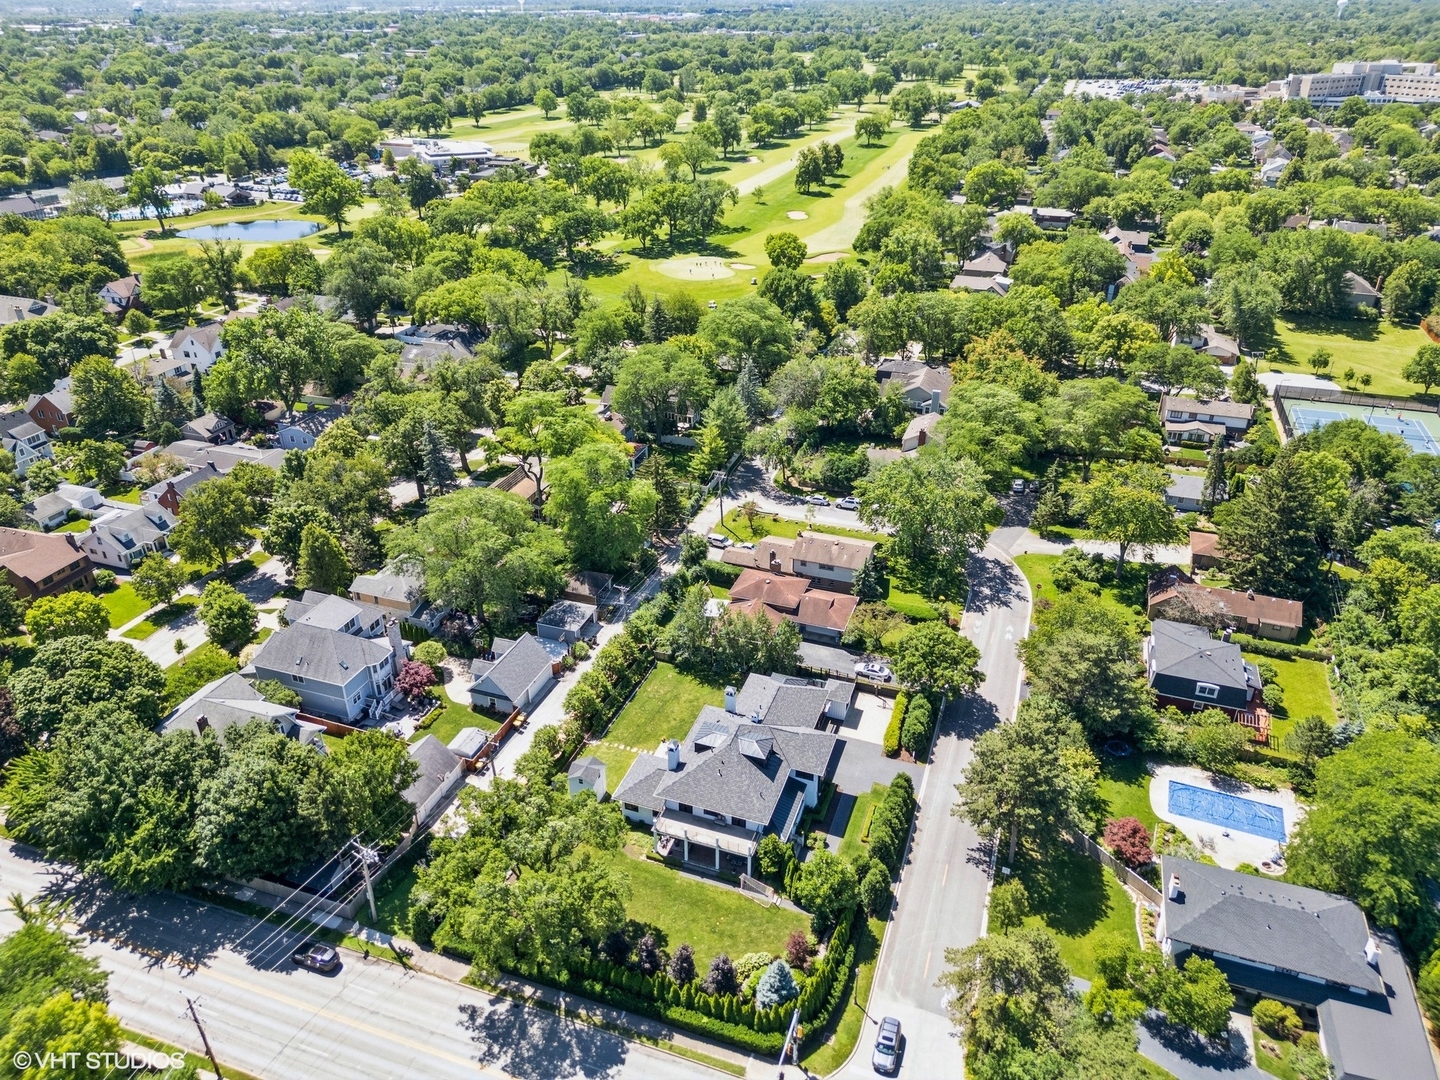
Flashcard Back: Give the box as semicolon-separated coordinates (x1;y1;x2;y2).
159;671;324;746
537;599;597;644
467;633;556;714
1159;857;1435;1080
245;622;400;723
1144;619;1262;718
77;503;176;570
612;671;849;875
348;562;447;632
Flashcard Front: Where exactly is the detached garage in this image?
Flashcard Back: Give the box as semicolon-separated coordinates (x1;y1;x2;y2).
467;633;557;714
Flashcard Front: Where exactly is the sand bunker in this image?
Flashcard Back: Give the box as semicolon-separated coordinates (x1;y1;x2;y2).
806;251;847;263
786;211;809;220
729;262;756;270
655;256;736;281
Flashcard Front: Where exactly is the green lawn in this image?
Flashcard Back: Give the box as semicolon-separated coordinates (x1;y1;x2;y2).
1097;754;1160;832
1012;553;1149;631
121;595;198;639
1018;845;1137;981
717;508;884;545
1270;315;1431;399
884;583;939;620
587;740;640;793
98;583;152;628
837;783;886;863
603;834;809;969
358;839;431;937
602;662;724;747
1244;653;1337;752
411;697;501;747
799;916;884;1075
53;519;89;533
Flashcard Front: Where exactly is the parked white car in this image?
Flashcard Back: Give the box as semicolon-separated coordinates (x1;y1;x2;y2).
805;494;830;506
855;661;893;683
836;496;860;510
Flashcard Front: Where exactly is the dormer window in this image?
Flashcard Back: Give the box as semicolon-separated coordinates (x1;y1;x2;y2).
1194;683;1220;699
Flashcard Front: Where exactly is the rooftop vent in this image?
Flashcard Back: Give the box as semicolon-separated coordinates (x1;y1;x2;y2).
1365;937;1380;968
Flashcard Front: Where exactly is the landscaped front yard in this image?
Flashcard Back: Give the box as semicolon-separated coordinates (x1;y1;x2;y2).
1013;553;1149;631
836;783;886;863
121;595;198;639
603;831;809;970
717;508;884;545
98;583;152;628
1017;845;1138;982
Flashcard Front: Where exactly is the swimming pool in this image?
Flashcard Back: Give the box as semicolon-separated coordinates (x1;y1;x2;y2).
1167;781;1287;843
175;219;320;242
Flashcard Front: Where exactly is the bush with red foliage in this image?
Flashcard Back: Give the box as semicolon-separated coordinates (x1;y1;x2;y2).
396;659;437;699
784;928;812;972
1103;816;1153;868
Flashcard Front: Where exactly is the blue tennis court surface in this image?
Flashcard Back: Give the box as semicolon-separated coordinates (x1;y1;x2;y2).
1288;403;1440;455
1167;781;1287;842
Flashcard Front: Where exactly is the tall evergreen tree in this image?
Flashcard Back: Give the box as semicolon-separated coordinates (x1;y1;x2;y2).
1201;445;1228;515
1218;450;1322;599
735;357;765;422
421;422;456;496
190;367;205;414
639;452;682;534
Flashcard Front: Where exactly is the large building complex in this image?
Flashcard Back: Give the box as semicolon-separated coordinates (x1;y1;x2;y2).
1284;61;1440;105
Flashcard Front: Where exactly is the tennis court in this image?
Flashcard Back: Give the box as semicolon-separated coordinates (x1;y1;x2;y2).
1167;781;1288;843
1285;399;1440;455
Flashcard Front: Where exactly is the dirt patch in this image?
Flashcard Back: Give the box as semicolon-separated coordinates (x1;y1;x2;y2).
729;262;756;270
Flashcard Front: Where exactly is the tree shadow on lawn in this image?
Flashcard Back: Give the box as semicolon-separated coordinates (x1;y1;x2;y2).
1015;844;1114;942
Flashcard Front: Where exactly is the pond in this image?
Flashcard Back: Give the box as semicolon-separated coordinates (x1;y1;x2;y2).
175;219;321;241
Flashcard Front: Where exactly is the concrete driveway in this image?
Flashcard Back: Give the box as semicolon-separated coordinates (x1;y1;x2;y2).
832;691;894;746
829;736;922;794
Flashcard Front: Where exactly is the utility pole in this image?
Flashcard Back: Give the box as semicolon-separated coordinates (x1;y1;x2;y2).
356;842;378;924
185;996;223;1080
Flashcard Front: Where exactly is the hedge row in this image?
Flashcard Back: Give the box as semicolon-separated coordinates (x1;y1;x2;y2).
1230;633;1331;662
883;691;908;757
560;627;656;751
700;560;745;587
866;774;917;874
438;906;864;1056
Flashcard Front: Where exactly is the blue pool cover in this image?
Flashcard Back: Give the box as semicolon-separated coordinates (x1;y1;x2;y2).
1167;781;1287;843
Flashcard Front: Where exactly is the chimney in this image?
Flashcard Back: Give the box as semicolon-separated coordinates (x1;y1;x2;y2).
196;714;210;734
662;739;680;771
1167;873;1182;901
1247;589;1255;600
1365;937;1381;968
724;685;737;713
1221;628;1232;642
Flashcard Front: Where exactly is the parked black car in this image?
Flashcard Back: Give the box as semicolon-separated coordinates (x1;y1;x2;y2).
291;941;340;973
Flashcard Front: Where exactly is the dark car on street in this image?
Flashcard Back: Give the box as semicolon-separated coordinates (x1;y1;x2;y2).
872;1016;902;1073
291;941;340;973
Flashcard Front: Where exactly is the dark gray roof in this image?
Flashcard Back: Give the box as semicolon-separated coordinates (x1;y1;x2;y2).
614;704;836;827
1149;620;1254;692
283;590;387;635
1319;928;1436;1080
349;567;425;606
402;734;460;811
538;599;596;632
469;632;552;702
249;623;394;686
1161;857;1380;992
160;672;300;737
569;755;605;783
733;671;836;729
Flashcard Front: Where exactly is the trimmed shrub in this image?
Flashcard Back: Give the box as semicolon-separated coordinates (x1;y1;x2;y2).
882;690;907;757
899;694;933;757
859;859;892;917
668;943;696;985
1252;998;1302;1041
1230;633;1330;662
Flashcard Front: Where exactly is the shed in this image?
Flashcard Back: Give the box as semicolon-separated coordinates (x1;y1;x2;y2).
447;726;489;760
537;599;598;644
568;755;608;799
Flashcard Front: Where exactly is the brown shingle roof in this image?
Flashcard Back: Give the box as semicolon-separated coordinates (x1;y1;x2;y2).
791;531;876;571
0;528;84;585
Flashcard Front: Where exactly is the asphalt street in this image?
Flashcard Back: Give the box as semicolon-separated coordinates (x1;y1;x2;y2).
835;530;1032;1078
0;842;718;1080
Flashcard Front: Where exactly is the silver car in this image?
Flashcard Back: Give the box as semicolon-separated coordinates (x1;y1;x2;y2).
836;496;860;510
872;1016;901;1074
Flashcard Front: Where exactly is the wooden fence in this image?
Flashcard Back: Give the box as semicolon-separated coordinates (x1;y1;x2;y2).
1066;831;1163;906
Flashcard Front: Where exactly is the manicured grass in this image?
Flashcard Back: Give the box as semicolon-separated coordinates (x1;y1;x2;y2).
709;583;730;599
1017;845;1137;981
121;595;198;639
99;583;152;628
1245;653;1337;752
799;916;884;1075
1253;1029;1309;1080
1012;553;1149;631
1097;754;1161;832
411;697;500;746
604;834;809;969
602;662;724;747
101;483;142;505
587;740;640;791
717;508;884;544
360;841;430;937
884;583;938;620
1269;315;1431;400
53;519;89;533
836;783;886;863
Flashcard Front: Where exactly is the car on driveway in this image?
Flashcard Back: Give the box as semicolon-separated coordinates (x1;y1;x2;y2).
835;496;860;510
872;1016;902;1074
855;661;893;683
805;494;830;506
1010;478;1026;494
706;533;732;548
291;941;340;973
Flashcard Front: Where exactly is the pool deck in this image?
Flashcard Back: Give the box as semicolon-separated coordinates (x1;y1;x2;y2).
1150;765;1303;871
